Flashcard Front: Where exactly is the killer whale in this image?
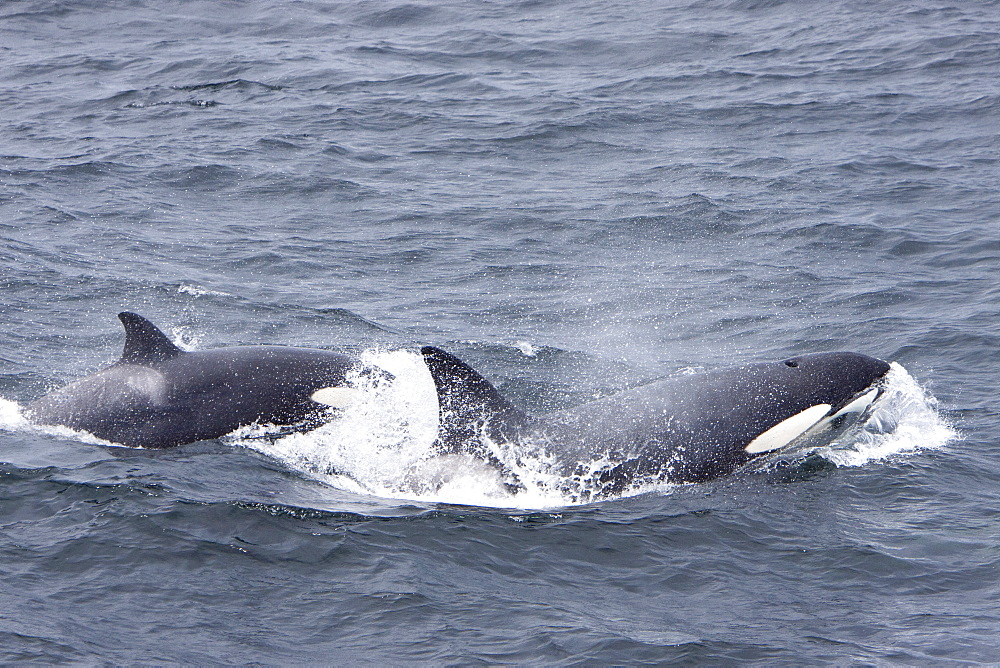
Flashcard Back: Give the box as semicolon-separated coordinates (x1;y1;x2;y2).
27;312;361;448
421;346;892;498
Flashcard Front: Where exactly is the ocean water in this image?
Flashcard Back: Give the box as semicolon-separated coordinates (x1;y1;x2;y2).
1;0;998;663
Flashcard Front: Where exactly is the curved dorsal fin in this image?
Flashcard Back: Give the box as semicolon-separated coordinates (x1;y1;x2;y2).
420;346;530;452
118;312;183;365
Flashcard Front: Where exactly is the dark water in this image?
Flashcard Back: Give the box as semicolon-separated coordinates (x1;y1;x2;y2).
1;0;998;663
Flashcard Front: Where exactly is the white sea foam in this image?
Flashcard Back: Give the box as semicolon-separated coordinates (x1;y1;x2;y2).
169;326;202;351
516;340;538;357
0;398;30;432
234;349;452;497
177;284;231;298
234;349;575;508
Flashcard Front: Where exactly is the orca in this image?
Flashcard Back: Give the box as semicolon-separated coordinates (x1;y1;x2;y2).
27;313;361;448
421;346;892;498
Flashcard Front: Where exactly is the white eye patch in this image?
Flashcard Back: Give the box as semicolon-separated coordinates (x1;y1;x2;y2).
310;387;361;409
744;404;831;454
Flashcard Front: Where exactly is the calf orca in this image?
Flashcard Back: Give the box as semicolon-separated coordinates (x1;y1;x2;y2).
27;313;360;448
421;346;892;498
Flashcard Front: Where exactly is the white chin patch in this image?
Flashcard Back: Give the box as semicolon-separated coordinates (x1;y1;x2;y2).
831;388;879;419
310;387;361;409
798;387;881;438
745;404;832;454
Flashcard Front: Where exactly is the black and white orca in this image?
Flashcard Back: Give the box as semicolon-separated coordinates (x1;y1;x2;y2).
421;346;892;497
27;313;360;448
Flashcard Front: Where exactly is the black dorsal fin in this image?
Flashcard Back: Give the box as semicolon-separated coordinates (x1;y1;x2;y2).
118;312;183;365
421;346;530;452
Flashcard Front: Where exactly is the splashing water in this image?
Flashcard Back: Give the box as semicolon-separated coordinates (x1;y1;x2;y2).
233;349;580;508
236;355;958;508
0;397;119;448
233;349;507;502
0;398;29;432
177;284;232;299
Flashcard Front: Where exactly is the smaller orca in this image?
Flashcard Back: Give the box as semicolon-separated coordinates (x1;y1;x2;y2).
421;346;893;498
27;313;362;448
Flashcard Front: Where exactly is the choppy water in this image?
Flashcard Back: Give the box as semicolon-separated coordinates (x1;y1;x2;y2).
2;0;998;663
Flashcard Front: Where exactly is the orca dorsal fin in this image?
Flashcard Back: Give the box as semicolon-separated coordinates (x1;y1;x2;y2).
118;312;183;365
421;346;530;451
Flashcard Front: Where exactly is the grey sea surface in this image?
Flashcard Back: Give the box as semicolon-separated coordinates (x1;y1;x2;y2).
1;0;997;663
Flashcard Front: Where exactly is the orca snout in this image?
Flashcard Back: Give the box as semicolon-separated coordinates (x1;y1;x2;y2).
860;353;892;380
849;352;891;381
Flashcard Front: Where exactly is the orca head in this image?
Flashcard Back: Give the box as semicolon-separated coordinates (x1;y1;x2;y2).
743;352;891;455
776;351;890;409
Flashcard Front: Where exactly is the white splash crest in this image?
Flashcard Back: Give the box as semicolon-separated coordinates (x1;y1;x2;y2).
234;349;576;508
177;284;231;298
233;349;439;495
812;362;957;467
0;398;30;432
169;326;201;351
516;340;538;357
